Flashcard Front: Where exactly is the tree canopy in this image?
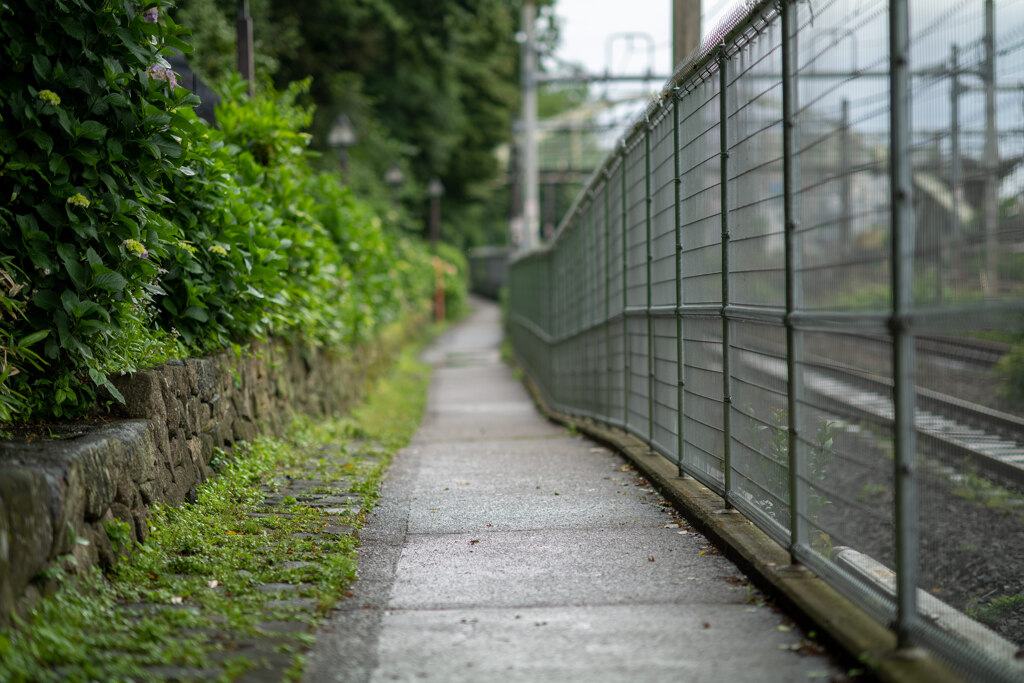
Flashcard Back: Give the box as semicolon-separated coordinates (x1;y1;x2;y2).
174;0;554;248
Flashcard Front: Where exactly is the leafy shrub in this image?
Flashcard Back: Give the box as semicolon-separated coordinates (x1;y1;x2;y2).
156;77;299;352
161;76;438;349
436;242;469;320
0;2;462;426
0;257;48;422
0;0;195;417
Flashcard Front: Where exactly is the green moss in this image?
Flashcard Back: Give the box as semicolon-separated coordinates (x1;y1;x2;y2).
967;593;1024;627
0;333;434;682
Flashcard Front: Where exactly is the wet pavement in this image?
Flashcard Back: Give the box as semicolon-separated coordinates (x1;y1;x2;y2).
304;299;846;682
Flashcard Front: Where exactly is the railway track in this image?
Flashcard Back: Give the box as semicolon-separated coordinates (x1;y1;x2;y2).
916;335;1012;368
740;350;1024;491
824;333;1012;370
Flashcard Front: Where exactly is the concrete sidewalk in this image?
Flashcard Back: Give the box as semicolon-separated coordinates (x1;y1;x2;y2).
305;299;846;682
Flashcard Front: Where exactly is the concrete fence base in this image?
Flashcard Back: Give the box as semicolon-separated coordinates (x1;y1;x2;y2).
0;310;428;627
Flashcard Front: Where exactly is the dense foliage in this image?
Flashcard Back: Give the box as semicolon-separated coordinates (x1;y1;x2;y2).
0;0;464;425
173;0;556;250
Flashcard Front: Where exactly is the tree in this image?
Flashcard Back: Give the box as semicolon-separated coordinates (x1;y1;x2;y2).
172;0;542;249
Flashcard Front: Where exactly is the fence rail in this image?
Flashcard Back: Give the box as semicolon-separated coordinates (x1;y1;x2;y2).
507;1;1024;680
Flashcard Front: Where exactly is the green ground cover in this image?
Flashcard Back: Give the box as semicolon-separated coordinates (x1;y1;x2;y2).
0;332;435;682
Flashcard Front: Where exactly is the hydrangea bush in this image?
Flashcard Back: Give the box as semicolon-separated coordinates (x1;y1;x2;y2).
0;1;455;425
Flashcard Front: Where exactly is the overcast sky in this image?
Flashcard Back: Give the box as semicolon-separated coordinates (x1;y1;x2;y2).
550;0;742;75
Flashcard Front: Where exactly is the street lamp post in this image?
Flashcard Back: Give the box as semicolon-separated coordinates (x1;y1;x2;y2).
385;162;405;208
236;0;254;98
327;114;357;181
428;177;445;321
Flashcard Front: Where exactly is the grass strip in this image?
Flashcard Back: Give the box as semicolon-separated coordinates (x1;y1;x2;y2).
0;336;434;682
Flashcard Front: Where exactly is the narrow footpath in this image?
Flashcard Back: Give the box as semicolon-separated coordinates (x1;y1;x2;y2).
305;299;847;682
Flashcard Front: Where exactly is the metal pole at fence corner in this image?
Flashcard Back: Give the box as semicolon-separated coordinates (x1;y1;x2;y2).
889;0;921;648
622;141;630;429
781;0;809;560
605;169;614;423
673;87;687;478
718;44;734;507
645;119;655;445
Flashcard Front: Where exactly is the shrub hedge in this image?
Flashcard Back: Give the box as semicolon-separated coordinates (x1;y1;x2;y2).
0;0;462;425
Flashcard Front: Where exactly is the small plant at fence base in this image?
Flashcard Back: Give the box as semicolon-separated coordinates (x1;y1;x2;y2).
995;340;1024;410
744;406;837;557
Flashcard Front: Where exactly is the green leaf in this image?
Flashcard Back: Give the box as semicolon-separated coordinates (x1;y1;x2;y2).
15;213;39;234
113;27;151;65
33;289;59;312
32;53;51;79
36;202;64;228
26;128;53;153
17;330;50;348
137;139;160;159
57;243;89;290
151;136;182;159
177;92;202;109
98;172;119;194
103;376;125;404
101;92;129;108
161;35;194;54
182;306;209;322
77;120;107;140
84;248;103;269
54;107;73;135
102;56;126;79
91;271;126;292
59;16;85;40
48;153;70;177
70;147;101;166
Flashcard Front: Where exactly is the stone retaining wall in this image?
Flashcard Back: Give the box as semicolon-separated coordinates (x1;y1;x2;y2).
0;311;426;627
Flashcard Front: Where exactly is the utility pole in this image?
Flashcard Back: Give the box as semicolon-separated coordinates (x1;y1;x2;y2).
950;44;963;287
983;0;999;296
840;98;852;253
673;0;701;70
521;0;540;251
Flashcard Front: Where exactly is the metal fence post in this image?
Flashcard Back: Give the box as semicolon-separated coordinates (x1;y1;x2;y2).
645;118;655;443
781;0;808;557
673;89;687;477
889;0;920;648
605;171;613;422
622;143;631;429
546;252;553;399
719;45;733;505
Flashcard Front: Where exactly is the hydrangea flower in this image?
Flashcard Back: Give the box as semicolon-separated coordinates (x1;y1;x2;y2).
146;64;178;88
142;7;159;23
38;89;61;106
66;193;90;208
123;239;149;259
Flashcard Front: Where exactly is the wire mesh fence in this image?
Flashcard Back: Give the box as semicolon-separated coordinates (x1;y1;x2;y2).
507;1;1024;680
